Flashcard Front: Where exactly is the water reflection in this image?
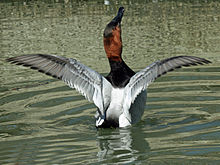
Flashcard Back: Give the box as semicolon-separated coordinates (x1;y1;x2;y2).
97;126;150;163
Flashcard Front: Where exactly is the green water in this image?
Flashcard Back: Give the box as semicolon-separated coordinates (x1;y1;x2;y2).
1;1;220;164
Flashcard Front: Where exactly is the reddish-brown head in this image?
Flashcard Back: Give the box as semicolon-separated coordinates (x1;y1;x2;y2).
103;7;124;62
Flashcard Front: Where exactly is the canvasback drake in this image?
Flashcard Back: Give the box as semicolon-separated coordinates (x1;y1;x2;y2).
7;7;211;128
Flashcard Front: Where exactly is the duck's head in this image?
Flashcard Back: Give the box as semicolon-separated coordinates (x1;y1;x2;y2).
103;7;125;62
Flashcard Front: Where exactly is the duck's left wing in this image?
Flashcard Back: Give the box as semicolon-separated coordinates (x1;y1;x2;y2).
7;54;112;121
127;56;211;102
122;56;211;121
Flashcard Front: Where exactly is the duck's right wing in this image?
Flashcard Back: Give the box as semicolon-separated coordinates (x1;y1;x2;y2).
122;56;211;122
7;54;112;120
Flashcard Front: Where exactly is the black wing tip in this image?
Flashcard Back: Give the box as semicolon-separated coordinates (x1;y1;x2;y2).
183;55;212;64
6;55;63;80
157;55;212;79
6;55;28;63
203;59;212;64
6;58;22;65
6;57;16;63
161;55;212;66
194;59;212;65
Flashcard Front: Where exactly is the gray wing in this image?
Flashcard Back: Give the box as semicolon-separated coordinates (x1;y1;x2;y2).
7;54;112;115
123;56;211;115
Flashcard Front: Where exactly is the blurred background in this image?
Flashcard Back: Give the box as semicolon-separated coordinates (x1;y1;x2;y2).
0;0;220;164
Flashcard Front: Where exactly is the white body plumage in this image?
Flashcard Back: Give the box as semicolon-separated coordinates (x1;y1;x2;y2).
99;88;147;127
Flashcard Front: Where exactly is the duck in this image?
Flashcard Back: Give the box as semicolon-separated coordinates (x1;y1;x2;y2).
7;7;211;128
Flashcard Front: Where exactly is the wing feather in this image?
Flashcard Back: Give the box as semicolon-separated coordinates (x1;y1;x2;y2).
123;56;211;118
7;54;112;116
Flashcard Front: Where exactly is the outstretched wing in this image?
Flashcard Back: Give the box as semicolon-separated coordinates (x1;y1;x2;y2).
122;56;211;121
7;54;112;116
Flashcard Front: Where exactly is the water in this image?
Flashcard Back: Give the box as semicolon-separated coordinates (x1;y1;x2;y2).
1;1;220;164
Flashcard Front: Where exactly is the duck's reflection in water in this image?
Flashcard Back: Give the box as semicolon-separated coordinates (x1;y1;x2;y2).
96;126;150;163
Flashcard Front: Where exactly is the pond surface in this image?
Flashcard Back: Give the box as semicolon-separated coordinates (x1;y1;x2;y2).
1;1;220;164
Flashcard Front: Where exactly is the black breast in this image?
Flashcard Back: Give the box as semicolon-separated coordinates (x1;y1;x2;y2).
106;60;135;88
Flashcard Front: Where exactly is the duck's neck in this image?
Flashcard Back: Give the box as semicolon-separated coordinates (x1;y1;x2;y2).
103;26;123;62
103;25;135;87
